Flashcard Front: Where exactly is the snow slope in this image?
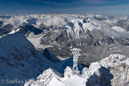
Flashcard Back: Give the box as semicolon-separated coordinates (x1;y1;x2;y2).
0;32;83;86
25;54;129;86
0;33;56;86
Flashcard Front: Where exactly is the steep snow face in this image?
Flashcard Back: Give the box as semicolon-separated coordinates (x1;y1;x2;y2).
0;33;47;85
0;33;83;86
25;54;129;86
0;33;62;86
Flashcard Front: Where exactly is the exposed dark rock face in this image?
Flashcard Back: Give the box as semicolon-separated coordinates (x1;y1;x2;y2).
43;48;60;63
0;21;3;27
0;24;13;36
19;25;43;35
86;67;113;86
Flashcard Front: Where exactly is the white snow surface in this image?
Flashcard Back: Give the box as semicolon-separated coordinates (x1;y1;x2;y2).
0;33;83;86
26;32;53;49
112;26;126;32
25;54;129;86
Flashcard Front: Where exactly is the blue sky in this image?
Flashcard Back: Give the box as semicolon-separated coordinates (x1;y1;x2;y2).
0;0;129;15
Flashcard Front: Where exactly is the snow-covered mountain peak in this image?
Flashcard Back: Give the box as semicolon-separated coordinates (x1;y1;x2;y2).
0;33;50;81
0;32;77;86
1;14;129;86
25;54;129;86
0;33;33;59
0;14;129;39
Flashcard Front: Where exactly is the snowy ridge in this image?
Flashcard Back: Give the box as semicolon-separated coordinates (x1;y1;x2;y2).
66;18;129;38
0;32;83;86
0;14;129;86
25;54;129;86
0;14;129;38
0;33;53;86
24;68;62;86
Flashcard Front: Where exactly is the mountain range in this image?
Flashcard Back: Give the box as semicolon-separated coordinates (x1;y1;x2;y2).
0;14;129;86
